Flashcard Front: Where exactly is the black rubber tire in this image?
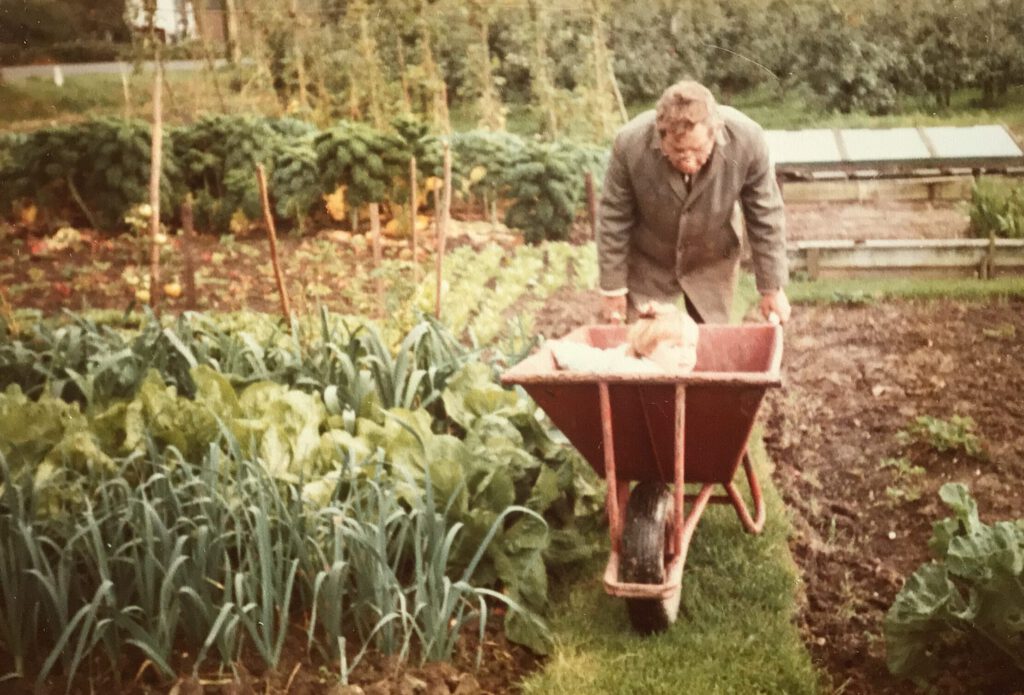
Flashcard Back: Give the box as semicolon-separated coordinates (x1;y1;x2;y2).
620;481;681;635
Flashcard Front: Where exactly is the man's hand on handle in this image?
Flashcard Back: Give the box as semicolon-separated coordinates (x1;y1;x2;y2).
601;294;627;324
759;289;791;325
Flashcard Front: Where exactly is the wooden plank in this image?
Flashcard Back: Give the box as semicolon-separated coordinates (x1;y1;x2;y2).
780;175;973;202
787;239;1024;278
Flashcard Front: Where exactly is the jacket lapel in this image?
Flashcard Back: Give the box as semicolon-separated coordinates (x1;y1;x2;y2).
665;159;690;203
684;142;722;209
683;125;730;209
650;125;690;203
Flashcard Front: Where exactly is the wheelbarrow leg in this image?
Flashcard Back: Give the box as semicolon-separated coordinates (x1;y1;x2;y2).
598;382;625;552
725;451;766;534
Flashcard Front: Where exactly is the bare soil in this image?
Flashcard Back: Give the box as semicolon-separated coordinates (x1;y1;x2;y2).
763;299;1024;695
785;200;969;241
0;621;538;695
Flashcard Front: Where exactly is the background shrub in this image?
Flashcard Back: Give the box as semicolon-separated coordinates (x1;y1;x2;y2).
969;179;1024;239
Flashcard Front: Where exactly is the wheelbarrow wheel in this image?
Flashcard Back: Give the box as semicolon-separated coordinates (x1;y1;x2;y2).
621;481;680;635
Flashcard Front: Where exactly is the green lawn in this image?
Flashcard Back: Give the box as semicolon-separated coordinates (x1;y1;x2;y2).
787;276;1024;304
0;67;276;130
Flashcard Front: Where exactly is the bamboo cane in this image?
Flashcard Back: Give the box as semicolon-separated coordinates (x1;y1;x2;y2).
148;59;163;314
181;195;197;311
585;172;598;240
370;202;382;309
256;164;292;321
435;143;452;320
410;155;419;283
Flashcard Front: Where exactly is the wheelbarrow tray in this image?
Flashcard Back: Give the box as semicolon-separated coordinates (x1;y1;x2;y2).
502;323;783;614
501;324;783;486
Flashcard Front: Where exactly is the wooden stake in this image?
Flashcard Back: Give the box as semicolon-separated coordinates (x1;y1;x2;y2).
585;172;598;240
409;156;419;283
148;59;163;314
369;202;382;308
434;142;451;320
181;195;198;311
256;164;292;321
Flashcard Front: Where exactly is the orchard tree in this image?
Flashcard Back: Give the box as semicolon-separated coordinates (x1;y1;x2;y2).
967;0;1024;104
799;5;900;114
606;0;683;104
912;6;971;108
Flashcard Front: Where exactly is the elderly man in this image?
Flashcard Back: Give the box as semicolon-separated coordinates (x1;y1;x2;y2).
598;80;791;325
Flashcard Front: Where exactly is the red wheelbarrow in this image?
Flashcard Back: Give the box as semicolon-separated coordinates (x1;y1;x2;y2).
501;323;783;634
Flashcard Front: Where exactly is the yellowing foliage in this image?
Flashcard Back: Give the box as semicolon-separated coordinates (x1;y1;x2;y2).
468;165;488;184
383;203;434;238
19;204;38;225
324;185;349;222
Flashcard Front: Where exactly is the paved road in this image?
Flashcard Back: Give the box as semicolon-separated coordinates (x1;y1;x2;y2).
0;59;228;81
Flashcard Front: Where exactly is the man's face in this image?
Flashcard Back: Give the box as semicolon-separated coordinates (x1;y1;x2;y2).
660;123;716;175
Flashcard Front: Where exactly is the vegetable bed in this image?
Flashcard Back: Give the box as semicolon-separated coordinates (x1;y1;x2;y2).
0;310;606;692
763;297;1024;694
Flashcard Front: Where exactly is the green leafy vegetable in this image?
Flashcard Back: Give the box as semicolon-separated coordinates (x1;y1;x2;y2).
885;483;1024;682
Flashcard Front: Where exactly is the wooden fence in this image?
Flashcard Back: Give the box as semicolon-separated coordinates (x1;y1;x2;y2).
787;238;1024;279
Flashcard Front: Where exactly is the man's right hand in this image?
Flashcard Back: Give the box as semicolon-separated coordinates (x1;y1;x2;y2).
601;294;627;324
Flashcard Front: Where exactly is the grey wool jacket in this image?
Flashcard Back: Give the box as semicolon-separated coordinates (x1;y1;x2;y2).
597;105;787;324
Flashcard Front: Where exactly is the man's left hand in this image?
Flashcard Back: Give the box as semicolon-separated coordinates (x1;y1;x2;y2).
759;289;792;325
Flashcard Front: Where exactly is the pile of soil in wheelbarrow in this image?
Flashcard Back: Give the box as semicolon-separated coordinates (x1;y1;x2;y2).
763;298;1024;695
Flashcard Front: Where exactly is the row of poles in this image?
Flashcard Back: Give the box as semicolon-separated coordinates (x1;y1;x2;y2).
143;64;599;328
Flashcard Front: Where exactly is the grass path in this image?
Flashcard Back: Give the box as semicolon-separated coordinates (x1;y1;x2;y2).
521;437;820;695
